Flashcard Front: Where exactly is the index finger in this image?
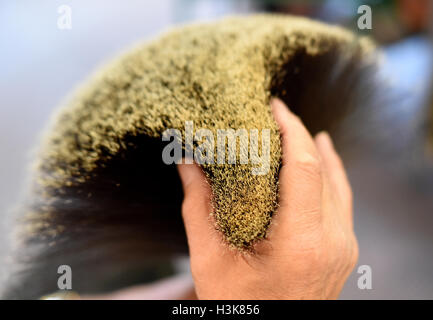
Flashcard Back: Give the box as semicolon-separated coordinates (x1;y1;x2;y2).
270;98;324;237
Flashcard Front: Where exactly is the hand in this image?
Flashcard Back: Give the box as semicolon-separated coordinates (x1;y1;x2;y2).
177;98;358;300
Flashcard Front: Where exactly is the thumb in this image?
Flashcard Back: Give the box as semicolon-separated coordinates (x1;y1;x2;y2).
177;162;216;255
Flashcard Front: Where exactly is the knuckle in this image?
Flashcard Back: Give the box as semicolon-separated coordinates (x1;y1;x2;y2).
309;247;327;268
347;187;354;204
181;198;191;214
294;154;322;179
290;248;324;275
344;189;354;214
181;197;197;215
328;230;352;263
350;237;360;267
190;261;206;283
333;154;344;170
295;231;327;268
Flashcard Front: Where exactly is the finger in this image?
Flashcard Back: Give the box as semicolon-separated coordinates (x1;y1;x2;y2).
177;161;218;254
270;98;323;235
271;98;320;167
314;132;353;225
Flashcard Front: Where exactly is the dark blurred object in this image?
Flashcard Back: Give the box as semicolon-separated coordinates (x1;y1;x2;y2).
398;0;431;34
252;0;433;44
257;0;317;15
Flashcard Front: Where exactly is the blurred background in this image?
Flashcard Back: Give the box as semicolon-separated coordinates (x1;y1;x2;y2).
1;0;433;299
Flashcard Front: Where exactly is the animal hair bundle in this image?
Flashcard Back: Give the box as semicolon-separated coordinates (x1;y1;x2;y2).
2;15;378;299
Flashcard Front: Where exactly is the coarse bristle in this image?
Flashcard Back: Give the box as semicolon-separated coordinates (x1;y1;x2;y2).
3;15;378;298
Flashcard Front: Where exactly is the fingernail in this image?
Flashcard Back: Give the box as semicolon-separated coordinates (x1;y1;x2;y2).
177;162;192;183
270;98;298;121
316;131;334;149
177;161;200;188
270;97;286;110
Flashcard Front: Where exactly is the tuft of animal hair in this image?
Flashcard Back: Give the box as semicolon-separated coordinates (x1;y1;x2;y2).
2;15;379;298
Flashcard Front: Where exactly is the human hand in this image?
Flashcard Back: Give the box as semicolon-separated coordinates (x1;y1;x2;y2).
177;98;358;300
